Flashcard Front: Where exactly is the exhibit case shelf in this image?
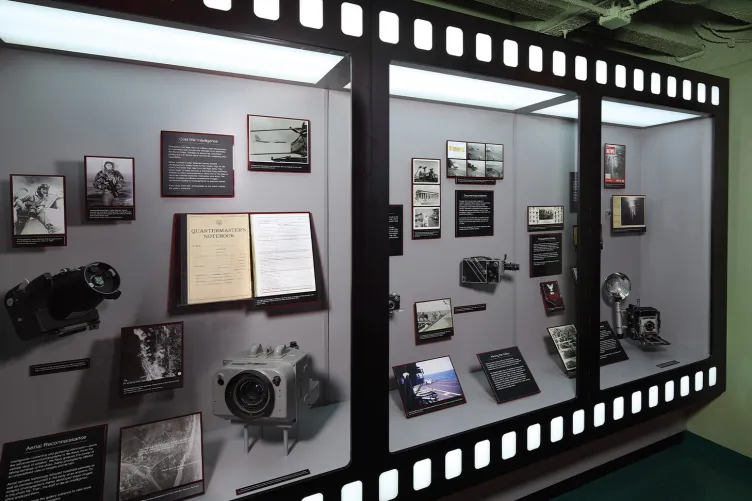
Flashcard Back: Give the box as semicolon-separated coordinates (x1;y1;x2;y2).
0;1;727;501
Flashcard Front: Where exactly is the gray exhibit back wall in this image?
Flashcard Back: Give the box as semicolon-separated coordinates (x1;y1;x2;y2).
0;48;352;497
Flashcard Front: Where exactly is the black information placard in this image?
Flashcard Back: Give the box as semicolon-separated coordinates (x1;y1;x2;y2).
569;171;579;213
161;131;234;197
477;347;540;404
0;425;107;501
657;360;680;368
530;233;562;278
29;358;90;377
455;178;496;186
455;190;494;237
454;303;486;314
598;321;629;367
389;205;403;256
235;470;311;495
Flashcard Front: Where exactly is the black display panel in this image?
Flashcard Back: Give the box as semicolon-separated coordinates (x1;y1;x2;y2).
530;233;563;278
161;131;234;197
389;205;404;256
455;190;494;237
477;348;540;404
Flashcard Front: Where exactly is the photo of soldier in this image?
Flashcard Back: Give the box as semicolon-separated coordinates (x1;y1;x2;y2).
11;175;65;237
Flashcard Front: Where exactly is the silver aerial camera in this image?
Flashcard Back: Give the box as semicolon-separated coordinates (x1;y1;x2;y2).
603;273;669;347
213;342;320;426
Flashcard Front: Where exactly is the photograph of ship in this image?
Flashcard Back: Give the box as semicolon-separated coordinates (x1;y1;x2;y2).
467;142;485;161
120;322;183;396
415;299;453;333
485;161;504;178
118;413;204;501
548;324;577;372
393;356;466;418
447;158;467;177
486;143;504;161
412;185;441;207
413;158;440;184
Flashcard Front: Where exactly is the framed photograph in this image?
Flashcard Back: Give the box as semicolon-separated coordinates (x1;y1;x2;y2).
10;174;67;247
612;195;646;234
120;321;184;397
117;413;204;501
527;205;564;232
392;355;466;418
604;143;626;189
85;156;135;221
412;207;440;230
446;140;504;180
447;158;467;177
540;280;565;314
248;114;310;172
547;324;577;378
412;158;440;184
412;184;441;207
571;267;578;284
414;298;454;344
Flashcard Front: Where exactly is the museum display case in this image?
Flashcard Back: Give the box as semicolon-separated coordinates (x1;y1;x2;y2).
0;1;728;501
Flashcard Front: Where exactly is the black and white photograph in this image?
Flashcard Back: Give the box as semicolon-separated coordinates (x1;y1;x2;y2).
412;184;441;207
604;143;626;189
118;413;204;501
485;161;504;178
414;298;454;343
467;142;486;161
612;195;647;233
447;140;467;159
485;143;504;161
248;115;310;172
85;156;135;220
547;324;577;375
466;160;486;177
527;205;564;232
392;355;466;418
412;158;440;184
413;207;440;230
120;322;184;396
10;174;67;247
447;158;467;177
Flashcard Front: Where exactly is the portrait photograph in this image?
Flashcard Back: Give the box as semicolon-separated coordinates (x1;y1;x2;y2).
467;142;486;161
413;207;440;230
393;355;466;418
248;115;310;169
85;156;135;220
412;184;441;207
447;159;467;178
118;413;204;501
486;143;504;162
485;161;504;179
412;158;440;184
10;174;66;246
120;322;184;396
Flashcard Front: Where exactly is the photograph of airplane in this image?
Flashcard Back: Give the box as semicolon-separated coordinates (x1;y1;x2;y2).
248;115;310;167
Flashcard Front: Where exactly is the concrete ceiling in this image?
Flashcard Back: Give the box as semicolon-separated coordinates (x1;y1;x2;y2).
422;0;752;73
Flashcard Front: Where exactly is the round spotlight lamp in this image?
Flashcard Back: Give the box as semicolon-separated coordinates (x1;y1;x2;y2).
603;272;631;337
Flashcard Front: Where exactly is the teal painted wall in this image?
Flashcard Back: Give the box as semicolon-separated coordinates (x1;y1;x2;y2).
688;59;752;458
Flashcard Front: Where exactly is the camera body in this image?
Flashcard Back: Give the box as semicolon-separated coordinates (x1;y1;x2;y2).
388;293;401;312
213;343;320;426
461;255;520;284
5;263;121;340
625;304;669;346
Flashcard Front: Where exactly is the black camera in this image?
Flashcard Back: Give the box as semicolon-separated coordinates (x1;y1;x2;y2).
461;255;519;284
625;302;669;346
5;262;122;340
389;293;401;312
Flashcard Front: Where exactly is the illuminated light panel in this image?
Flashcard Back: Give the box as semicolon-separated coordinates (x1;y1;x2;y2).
390;65;563;110
0;0;342;84
533;99;702;127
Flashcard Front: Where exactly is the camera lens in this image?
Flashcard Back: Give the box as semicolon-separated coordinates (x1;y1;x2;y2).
226;372;275;420
644;321;655;332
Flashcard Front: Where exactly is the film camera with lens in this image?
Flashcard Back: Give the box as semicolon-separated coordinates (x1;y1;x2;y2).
5;262;122;340
625;301;668;346
213;342;320;427
388;293;401;312
461;254;520;284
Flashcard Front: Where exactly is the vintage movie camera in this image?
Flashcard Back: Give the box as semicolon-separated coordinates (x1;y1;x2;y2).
461;255;520;284
388;293;401;312
213;342;320;427
5;262;122;340
625;301;668;346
